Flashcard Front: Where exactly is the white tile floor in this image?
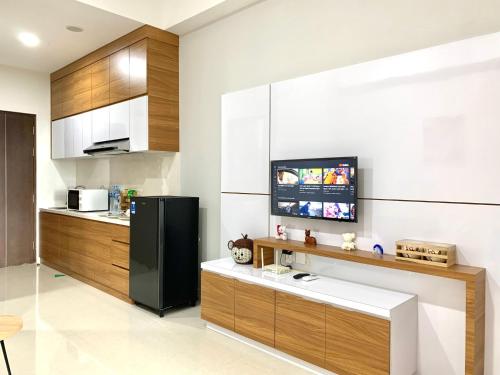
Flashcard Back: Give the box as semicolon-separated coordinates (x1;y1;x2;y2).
0;264;310;375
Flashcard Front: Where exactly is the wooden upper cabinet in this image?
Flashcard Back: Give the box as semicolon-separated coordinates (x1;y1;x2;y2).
60;67;92;118
50;25;179;151
91;57;110;109
275;291;326;367
51;79;64;120
130;39;147;98
201;271;235;331
325;305;390;375
110;48;130;103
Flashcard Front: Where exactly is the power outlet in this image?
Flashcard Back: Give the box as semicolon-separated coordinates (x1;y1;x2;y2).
295;252;306;265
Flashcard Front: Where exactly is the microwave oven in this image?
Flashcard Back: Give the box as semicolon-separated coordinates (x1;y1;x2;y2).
67;189;109;212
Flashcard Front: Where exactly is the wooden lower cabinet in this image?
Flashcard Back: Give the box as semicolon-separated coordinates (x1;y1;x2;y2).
201;271;235;330
275;291;326;367
39;212;130;302
40;212;60;264
235;280;275;347
200;272;394;373
325;305;390;375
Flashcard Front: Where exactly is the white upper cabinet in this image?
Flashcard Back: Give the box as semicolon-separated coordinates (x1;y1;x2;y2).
64;116;75;158
51;119;65;159
91;106;110;143
221;85;270;194
81;112;92;154
130;95;148;152
73;112;92;157
109;100;130;140
51;95;150;159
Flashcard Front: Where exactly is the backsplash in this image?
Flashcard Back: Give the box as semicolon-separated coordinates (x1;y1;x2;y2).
75;152;181;196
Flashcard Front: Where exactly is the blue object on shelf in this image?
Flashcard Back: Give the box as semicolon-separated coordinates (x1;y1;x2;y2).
373;244;384;255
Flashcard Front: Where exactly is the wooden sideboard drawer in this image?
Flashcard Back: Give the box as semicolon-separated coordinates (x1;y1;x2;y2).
325;305;390;375
275;291;326;367
201;271;235;331
111;240;129;270
235;280;275;347
108;265;129;296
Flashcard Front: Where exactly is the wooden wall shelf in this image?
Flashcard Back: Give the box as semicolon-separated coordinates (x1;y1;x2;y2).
253;237;485;375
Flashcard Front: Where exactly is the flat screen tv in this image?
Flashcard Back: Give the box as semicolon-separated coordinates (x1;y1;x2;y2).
270;157;358;222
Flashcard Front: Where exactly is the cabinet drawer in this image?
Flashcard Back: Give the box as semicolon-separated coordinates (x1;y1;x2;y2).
108;265;129;296
325;305;390;375
111;225;130;244
201;271;235;330
275;292;326;367
235;280;275;347
111;240;129;270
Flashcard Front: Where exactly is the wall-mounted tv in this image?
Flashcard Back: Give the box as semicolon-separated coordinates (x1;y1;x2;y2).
271;157;358;222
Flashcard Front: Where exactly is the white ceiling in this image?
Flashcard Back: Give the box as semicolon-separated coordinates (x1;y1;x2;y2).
0;0;142;73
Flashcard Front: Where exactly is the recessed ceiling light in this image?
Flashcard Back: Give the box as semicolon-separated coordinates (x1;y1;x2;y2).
18;32;40;47
66;25;84;33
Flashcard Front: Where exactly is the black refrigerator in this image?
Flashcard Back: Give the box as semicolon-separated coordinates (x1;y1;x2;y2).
129;196;199;316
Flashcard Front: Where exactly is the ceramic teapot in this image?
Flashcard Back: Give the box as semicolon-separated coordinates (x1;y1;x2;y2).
228;234;253;264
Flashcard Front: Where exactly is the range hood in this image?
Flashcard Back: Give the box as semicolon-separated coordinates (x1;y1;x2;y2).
84;138;130;156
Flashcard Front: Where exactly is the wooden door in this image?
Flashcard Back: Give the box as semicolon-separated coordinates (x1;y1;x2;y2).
110;48;130;103
201;271;235;330
275;291;326;367
0;111;36;267
325;305;390;375
235;280;275;347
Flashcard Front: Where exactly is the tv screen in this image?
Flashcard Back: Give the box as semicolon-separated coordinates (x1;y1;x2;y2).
271;157;358;222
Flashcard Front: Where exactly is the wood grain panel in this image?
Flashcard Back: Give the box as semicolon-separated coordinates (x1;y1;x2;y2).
110;48;130;103
40;213;131;302
63;216;111;263
201;271;235;330
111;225;130;244
235;280;275;347
253;237;483;282
466;271;485;375
148;95;179;151
51;25;178;82
51;78;64;120
275;291;326;367
147;38;179;151
108;265;129;296
61;66;92;117
130;39;147;98
111;240;129;270
39;212;60;265
91;57;110;108
325;305;390;375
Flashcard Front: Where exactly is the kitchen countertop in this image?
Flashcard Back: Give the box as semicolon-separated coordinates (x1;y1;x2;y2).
40;208;130;227
202;257;417;319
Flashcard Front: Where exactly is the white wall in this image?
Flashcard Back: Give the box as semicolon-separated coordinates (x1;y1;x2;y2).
179;0;500;267
179;1;500;373
0;64;76;257
75;153;180;195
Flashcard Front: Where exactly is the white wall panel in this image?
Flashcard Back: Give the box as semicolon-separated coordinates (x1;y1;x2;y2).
220;193;269;259
221;85;270;194
271;32;500;204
